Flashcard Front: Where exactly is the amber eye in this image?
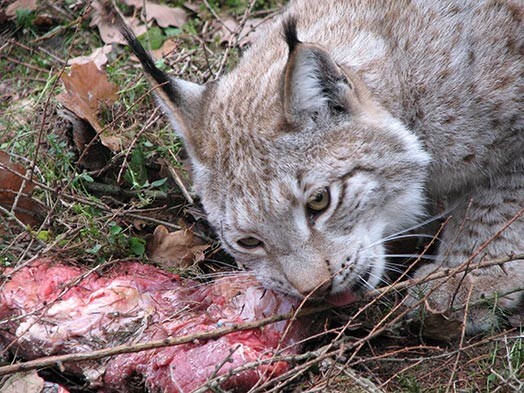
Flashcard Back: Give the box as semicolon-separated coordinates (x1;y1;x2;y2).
306;187;330;213
237;237;263;249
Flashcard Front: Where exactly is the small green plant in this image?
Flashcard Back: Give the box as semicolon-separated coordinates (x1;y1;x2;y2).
138;26;166;50
397;375;422;393
15;9;36;32
486;333;524;392
107;222;146;257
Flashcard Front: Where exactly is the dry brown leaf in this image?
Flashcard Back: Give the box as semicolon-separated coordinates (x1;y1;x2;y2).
148;225;209;269
151;38;179;60
57;62;118;125
183;1;200;13
0;151;44;227
0;9;8;26
122;0;143;9
133;218;148;230
90;0;147;45
213;16;267;47
1;371;44;393
69;45;113;69
6;0;37;17
32;12;58;28
144;2;187;28
56;62;122;151
58;109;111;170
416;305;463;341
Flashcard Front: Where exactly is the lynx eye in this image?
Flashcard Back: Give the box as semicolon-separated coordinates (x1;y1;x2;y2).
237;237;263;249
306;187;330;213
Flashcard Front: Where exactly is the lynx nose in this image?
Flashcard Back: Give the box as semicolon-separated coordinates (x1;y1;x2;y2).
281;254;332;298
287;273;331;298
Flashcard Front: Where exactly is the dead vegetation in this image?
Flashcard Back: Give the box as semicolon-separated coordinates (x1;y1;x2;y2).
0;1;523;392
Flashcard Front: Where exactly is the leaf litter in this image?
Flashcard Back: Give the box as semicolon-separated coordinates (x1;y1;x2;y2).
5;0;37;18
68;44;114;69
2;1;517;392
56;61;123;153
147;224;209;269
0;151;44;228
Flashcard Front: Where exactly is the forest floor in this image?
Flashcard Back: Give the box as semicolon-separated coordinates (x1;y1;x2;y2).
0;1;522;392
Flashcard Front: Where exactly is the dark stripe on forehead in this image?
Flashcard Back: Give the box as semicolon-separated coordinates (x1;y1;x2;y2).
334;166;375;215
341;165;374;182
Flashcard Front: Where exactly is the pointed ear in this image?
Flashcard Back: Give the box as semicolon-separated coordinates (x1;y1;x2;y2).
116;16;207;162
282;18;362;127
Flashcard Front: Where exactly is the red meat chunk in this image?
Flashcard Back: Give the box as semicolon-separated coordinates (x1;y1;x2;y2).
0;259;310;392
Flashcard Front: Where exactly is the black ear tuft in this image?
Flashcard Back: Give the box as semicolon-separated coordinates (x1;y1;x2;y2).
103;3;180;106
283;16;300;53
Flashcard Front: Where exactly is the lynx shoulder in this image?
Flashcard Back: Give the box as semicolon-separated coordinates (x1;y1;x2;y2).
116;0;524;335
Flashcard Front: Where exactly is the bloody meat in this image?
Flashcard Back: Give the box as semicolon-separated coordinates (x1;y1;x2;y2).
0;259;311;392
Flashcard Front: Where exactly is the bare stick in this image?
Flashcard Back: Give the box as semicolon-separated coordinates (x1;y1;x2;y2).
375;252;524;294
0;304;328;377
0;247;522;378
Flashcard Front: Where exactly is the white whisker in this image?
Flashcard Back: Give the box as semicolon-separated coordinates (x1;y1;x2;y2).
382;265;405;274
387;207;454;237
384;233;442;243
381;253;439;261
365;209;455;251
361;271;390;289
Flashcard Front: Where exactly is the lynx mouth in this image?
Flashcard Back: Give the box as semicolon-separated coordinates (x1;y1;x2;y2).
325;289;358;306
324;266;372;306
351;265;372;293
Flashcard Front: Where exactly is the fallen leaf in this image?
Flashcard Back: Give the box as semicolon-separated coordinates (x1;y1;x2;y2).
1;371;44;393
32;12;59;28
133;218;147;230
6;0;37;17
90;0;147;45
58;109;111;170
56;61;122;151
182;1;200;14
0;151;44;227
147;225;209;269
69;44;113;69
411;301;463;341
212;16;267;47
151;38;179;60
144;2;187;28
122;0;143;9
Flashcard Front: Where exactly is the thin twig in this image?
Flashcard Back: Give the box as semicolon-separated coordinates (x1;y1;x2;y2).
375;252;524;295
0;304;328;377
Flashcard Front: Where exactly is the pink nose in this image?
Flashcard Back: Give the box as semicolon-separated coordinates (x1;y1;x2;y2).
293;279;331;298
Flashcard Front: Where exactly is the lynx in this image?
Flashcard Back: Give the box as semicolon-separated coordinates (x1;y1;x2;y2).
116;0;523;335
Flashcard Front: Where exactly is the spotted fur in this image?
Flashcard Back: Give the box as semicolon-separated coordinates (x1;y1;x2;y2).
121;0;523;334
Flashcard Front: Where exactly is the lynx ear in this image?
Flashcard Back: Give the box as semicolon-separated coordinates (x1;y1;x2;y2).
282;18;357;127
117;19;206;162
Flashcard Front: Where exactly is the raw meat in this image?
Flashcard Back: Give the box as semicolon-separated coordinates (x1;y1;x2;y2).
0;259;310;392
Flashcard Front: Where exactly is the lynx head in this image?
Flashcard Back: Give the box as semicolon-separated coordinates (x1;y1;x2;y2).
123;17;430;304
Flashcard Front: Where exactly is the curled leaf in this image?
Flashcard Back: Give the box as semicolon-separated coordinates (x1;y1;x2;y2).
1;371;44;393
5;0;37;18
147;225;209;269
144;2;187;28
90;0;147;45
68;45;113;69
57;62;122;152
0;151;44;227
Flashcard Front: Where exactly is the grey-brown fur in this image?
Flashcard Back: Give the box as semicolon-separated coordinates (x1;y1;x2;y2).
123;0;523;334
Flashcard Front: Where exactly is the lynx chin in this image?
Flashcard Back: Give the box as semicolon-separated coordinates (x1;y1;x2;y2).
115;0;523;335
